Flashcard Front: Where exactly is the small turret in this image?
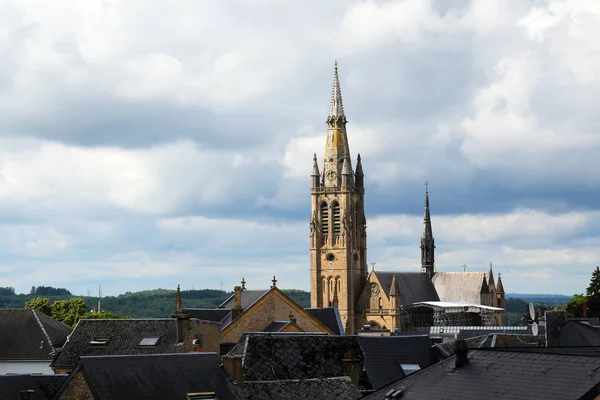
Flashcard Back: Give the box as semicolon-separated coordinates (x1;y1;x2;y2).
496;273;504;294
341;158;352;187
479;275;491;306
311;153;321;188
480;275;489;295
488;262;495;291
389;274;402;332
355;154;364;188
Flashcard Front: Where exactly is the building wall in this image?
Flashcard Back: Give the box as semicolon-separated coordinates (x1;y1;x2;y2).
354;274;396;330
57;371;94;400
221;292;330;344
0;361;52;374
187;320;221;354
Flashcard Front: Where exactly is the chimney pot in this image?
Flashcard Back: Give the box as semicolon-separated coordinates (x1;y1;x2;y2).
454;339;469;368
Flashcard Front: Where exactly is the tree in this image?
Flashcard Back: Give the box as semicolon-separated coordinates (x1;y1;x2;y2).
0;287;15;296
564;293;588;317
587;266;600;298
51;298;87;327
25;297;52;316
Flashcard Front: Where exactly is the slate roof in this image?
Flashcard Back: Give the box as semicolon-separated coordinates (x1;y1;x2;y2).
56;353;236;400
51;319;179;370
0;309;72;361
559;320;600;346
240;334;367;385
357;335;437;388
376;272;439;305
181;308;230;323
220;289;269;309
435;334;542;358
240;377;362;400
306;307;345;335
432;272;489;303
364;349;600;400
0;374;67;400
263;321;292;332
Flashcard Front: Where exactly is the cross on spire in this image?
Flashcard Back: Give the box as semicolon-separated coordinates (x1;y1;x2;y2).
370;262;376;272
462;264;467;272
241;277;246;290
425;181;429;193
271;275;277;288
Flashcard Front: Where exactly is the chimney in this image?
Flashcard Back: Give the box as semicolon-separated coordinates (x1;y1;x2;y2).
231;286;243;320
19;390;35;400
342;349;362;386
454;339;469;368
223;355;243;383
193;334;203;352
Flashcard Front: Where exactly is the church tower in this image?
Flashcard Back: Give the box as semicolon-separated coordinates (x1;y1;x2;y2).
421;184;435;278
310;62;367;334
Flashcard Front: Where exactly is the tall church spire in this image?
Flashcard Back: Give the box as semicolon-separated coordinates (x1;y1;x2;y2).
323;61;352;187
421;182;435;278
328;61;346;123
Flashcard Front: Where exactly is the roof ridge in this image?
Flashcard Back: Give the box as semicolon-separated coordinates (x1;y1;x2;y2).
31;309;54;347
79;352;219;359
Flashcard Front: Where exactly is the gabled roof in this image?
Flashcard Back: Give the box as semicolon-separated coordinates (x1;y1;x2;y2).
363;349;600;400
219;289;269;309
357;335;437;389
375;272;439;305
240;334;366;385
0;309;72;361
50;319;179;370
263;321;293;332
432;272;490;304
220;287;334;336
0;374;67;400
306;308;345;335
56;353;235;400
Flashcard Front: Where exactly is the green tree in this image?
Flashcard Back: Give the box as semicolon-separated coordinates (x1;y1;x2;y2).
587;266;600;298
81;311;128;320
25;297;52;316
51;298;87;327
564;293;588;317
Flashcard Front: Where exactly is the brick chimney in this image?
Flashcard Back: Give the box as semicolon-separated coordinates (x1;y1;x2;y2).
231;286;243;320
454;339;469;368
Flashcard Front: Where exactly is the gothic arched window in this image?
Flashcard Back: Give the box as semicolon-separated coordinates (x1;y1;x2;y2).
378;297;383;310
320;202;329;236
332;202;341;235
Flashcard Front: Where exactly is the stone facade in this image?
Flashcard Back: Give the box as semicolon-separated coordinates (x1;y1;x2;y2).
221;288;334;345
57;371;94;400
310;63;368;335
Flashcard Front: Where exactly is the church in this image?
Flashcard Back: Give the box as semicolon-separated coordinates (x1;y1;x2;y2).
309;63;506;334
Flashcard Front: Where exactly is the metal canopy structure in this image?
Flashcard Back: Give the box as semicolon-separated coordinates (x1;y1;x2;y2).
403;301;504;327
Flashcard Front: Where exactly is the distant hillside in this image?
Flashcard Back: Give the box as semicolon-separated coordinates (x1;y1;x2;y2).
506;293;572;304
0;287;311;319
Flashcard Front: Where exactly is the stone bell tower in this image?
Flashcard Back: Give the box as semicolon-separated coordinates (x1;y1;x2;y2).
309;62;367;334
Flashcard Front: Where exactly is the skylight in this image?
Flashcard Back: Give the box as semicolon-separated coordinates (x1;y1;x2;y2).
89;337;110;345
399;363;421;375
139;337;160;346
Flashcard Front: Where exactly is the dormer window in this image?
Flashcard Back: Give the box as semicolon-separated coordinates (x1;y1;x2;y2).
186;393;217;400
89;337;110;346
139;337;160;346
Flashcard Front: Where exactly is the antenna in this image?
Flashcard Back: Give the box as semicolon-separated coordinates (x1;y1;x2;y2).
528;302;539;336
98;285;102;313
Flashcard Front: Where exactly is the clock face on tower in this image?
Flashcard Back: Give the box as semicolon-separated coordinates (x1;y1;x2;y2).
326;169;337;182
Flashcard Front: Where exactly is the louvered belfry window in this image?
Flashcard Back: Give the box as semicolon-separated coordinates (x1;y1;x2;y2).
320;202;329;236
332;202;340;235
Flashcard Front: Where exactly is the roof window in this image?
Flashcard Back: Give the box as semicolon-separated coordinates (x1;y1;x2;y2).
89;337;110;346
186;393;217;400
399;363;421;375
139;337;160;346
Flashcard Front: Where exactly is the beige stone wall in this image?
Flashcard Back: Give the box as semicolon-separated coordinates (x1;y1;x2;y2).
221;292;329;344
186;320;221;354
58;371;94;400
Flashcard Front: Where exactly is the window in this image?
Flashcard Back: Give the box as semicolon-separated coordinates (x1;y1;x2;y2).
399;363;421;375
89;337;110;346
139;337;160;346
378;297;383;310
320;202;329;236
326;253;335;262
332;202;341;235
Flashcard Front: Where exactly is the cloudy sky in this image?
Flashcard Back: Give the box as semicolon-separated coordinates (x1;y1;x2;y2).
1;0;599;297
